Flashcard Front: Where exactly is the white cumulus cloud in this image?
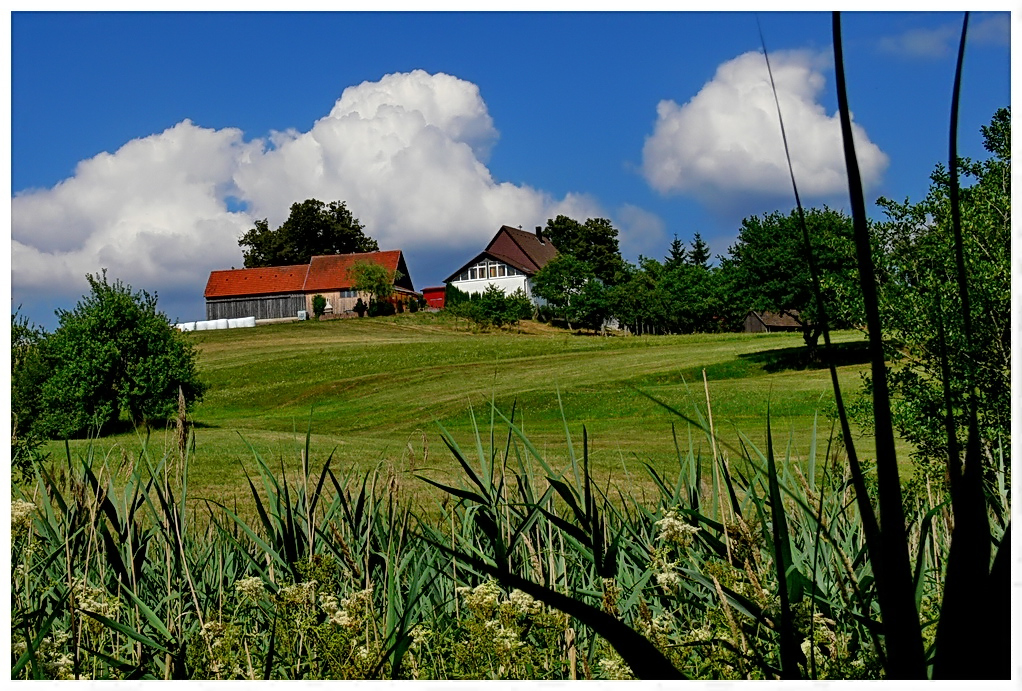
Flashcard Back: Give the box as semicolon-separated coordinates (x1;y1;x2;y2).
12;70;609;322
641;50;888;206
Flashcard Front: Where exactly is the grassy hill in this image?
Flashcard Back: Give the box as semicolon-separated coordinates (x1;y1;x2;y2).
51;312;892;506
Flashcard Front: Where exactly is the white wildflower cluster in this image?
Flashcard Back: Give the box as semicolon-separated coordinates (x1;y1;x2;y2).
234;576;265;601
72;577;118;619
201;620;227;649
13;629;73;679
457;579;502;619
279;580;318;607
319;584;374;629
686;623;713;642
409;624;431;649
655;509;700;546
508;588;541;616
492;623;523;652
649;546;683;593
654;569;682;590
639;613;674;639
12;500;36;537
598;652;634;680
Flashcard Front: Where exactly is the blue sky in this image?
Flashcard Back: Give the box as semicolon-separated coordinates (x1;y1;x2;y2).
10;9;1012;328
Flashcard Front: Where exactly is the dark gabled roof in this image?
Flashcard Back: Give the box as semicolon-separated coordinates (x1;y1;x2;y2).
487;225;559;272
749;310;801;328
443;225;559;283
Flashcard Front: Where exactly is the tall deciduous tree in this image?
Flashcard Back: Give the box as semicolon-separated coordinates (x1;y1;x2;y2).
531;254;597;330
38;271;205;438
240;199;379;267
848;108;1010;477
720;206;857;356
542;215;626;284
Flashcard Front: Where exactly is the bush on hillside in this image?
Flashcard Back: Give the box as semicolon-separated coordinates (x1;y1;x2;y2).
36;271;206;438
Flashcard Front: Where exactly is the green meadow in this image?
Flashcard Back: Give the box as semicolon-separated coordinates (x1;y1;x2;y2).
49;311;896;507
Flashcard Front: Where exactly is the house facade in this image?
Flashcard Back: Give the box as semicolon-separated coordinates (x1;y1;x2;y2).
204;250;415;321
444;225;558;303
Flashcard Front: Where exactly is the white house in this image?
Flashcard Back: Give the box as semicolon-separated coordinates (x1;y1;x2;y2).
444;225;559;304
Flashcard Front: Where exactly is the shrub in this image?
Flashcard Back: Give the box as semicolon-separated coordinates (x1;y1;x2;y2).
368;298;395;317
36;271;205;438
312;294;327;319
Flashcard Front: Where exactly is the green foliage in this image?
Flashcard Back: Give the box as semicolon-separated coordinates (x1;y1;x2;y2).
542;215;626;284
354;297;367;317
845;108;1010;479
567;278;610;333
530;254;596;329
687;232;712;269
443;283;472;308
447;285;532;329
312;294;327;319
352;260;400;303
665;234;687;269
36;271;205;438
720;207;857;353
11;310;50;480
367;298;396;318
239;199;378;267
607;257;732;335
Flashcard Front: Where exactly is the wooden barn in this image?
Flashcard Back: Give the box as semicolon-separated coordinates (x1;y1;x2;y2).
744;310;802;333
204;250;416;321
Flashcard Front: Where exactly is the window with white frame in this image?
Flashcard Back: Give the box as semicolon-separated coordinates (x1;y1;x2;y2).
456;259;521;281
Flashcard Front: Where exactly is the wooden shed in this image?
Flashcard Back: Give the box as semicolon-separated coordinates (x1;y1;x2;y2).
421;286;446;309
204;264;309;321
744;310;802;333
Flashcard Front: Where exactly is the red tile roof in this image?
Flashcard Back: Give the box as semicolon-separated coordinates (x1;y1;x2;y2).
204;264;309;298
204;251;411;299
304;251;402;292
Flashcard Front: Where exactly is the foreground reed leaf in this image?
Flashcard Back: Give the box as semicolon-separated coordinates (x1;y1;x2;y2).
832;12;926;677
930;13;1007;680
765;411;802;678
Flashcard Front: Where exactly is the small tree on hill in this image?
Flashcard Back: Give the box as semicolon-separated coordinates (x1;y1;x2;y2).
38;271;205;438
352;260;400;303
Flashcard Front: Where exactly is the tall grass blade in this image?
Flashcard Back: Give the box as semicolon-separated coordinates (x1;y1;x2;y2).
931;13;1006;680
764;410;801;678
832;11;926;677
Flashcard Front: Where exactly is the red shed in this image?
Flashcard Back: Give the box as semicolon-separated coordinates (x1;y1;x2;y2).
421;286;446;309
